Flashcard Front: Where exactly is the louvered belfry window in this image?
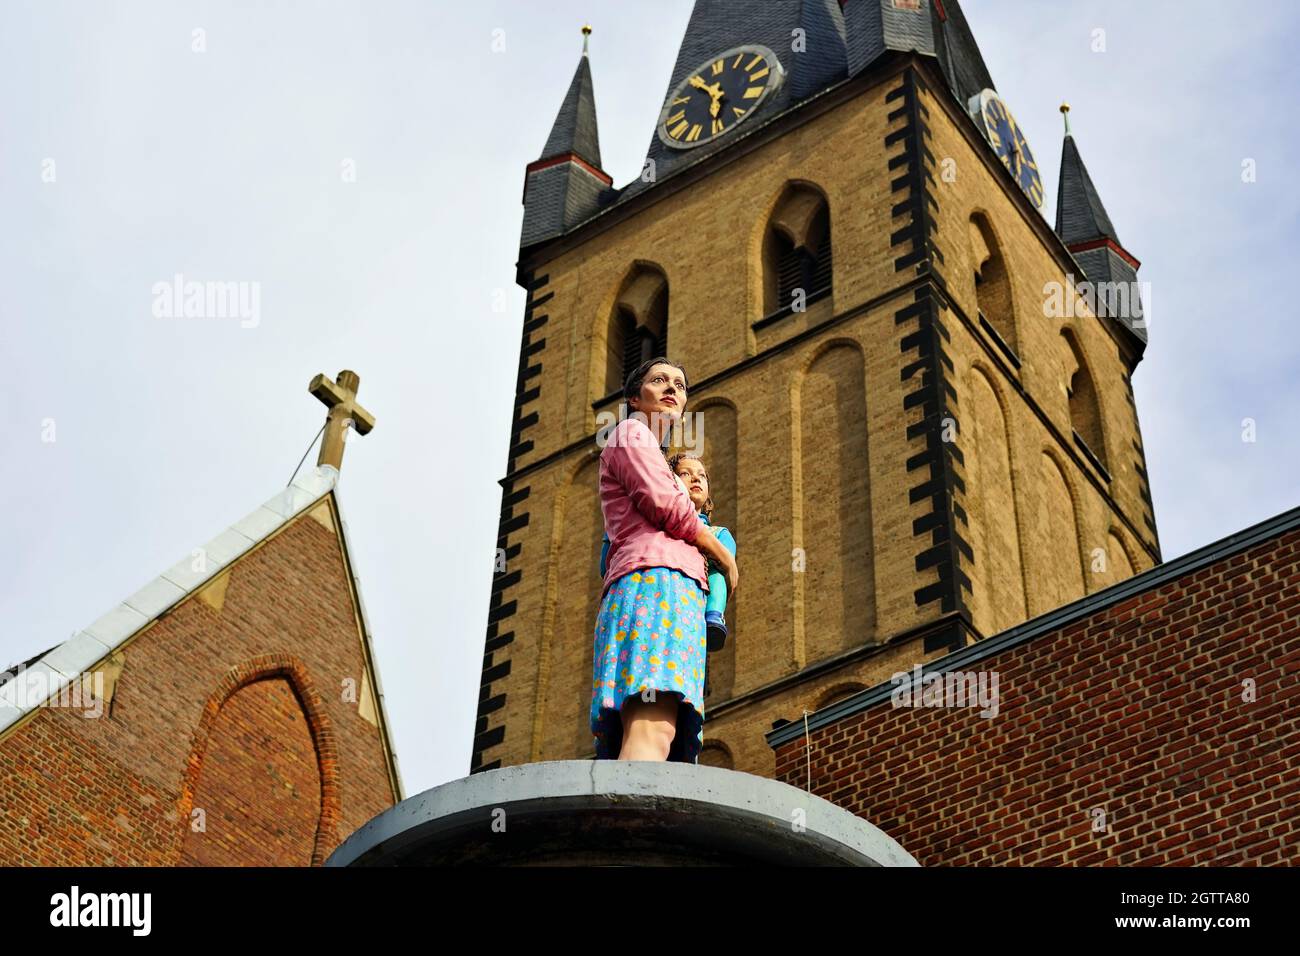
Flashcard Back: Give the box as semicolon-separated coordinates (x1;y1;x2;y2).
618;310;663;389
776;240;832;311
607;266;669;397
774;205;832;314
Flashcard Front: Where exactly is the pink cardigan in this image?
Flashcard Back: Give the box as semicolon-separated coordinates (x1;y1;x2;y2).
599;416;708;599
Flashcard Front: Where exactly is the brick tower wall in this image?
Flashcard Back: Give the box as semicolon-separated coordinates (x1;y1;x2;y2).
478;55;1157;778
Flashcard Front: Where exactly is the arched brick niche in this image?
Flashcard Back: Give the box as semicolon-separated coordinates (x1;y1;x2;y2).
177;655;340;866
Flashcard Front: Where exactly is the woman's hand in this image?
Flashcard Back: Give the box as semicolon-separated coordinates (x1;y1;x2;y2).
695;527;738;596
718;549;739;597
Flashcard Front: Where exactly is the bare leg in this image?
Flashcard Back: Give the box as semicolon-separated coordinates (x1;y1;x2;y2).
617;693;678;761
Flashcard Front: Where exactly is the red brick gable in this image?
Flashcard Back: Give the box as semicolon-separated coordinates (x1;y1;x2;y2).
0;495;397;866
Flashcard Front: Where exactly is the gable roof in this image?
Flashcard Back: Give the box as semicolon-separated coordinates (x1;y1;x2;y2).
0;464;404;801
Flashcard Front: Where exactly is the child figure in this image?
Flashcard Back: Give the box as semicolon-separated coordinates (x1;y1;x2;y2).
667;453;736;652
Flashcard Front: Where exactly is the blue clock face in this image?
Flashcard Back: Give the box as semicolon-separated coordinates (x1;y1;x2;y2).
974;92;1044;207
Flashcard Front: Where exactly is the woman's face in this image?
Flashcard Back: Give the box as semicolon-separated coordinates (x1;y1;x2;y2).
630;362;687;422
674;457;709;512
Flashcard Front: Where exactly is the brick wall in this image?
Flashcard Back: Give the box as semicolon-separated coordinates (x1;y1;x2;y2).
772;515;1300;865
0;496;397;866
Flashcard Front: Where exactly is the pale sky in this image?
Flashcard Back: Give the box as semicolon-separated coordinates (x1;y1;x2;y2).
2;1;1297;798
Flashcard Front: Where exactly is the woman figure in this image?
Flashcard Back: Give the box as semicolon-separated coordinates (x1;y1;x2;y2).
591;358;740;762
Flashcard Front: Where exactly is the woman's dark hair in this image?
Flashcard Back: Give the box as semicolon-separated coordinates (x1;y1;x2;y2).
668;452;714;520
622;356;689;406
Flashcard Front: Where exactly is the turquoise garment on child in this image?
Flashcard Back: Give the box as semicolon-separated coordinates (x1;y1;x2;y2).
697;513;736;619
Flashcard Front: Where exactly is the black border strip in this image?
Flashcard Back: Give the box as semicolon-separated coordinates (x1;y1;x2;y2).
887;68;970;633
471;271;550;773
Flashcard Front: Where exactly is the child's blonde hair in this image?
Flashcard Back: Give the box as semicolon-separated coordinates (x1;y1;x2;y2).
668;452;714;520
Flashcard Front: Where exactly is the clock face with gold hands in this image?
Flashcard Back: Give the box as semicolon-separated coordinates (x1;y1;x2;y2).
968;89;1044;207
657;44;784;149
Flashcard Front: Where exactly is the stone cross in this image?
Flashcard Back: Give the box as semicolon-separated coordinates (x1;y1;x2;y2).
308;369;375;471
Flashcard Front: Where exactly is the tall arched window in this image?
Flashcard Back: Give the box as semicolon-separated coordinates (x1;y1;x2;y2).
1060;329;1109;476
606;266;668;396
763;184;832;319
969;213;1019;363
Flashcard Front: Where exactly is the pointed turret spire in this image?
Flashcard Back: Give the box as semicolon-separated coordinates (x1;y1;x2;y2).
520;26;612;249
1055;104;1120;246
1054;105;1147;349
538;25;602;168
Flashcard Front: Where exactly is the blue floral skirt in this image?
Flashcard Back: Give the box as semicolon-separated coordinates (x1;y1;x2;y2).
590;566;707;762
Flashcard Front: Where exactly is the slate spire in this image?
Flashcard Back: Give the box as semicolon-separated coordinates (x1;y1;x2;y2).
520;26;612;250
1054;104;1147;348
538;25;602;168
1055;109;1120;246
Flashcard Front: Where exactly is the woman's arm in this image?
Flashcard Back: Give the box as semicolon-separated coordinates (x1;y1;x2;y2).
694;528;738;595
601;420;700;544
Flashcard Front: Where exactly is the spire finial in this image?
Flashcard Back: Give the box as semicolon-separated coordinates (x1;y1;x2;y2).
582;23;592;55
1060;102;1072;136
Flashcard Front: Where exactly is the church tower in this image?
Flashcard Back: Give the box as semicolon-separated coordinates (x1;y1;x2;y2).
476;0;1159;777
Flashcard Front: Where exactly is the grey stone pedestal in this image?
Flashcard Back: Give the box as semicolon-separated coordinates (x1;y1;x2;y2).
326;760;918;867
